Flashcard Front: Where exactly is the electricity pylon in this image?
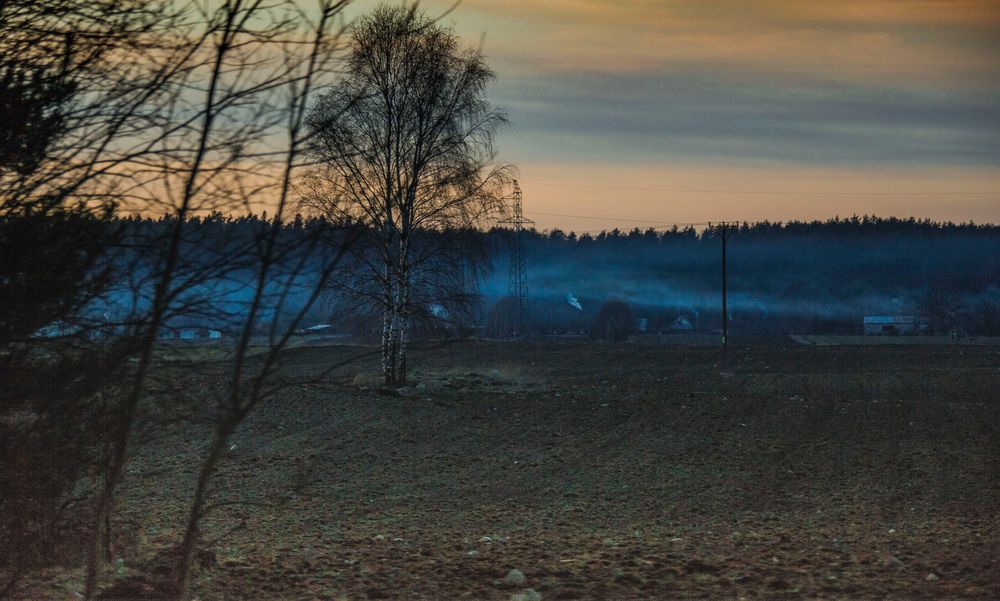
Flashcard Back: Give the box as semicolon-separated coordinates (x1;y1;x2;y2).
499;180;533;338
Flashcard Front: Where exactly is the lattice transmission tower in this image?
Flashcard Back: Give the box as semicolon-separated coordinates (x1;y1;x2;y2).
499;180;533;338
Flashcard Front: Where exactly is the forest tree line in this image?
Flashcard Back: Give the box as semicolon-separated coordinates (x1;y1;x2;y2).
42;212;1000;338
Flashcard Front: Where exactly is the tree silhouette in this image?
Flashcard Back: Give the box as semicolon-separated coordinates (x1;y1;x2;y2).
303;5;512;386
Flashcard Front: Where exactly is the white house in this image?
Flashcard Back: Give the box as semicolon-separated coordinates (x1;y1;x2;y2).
863;315;916;335
160;327;224;340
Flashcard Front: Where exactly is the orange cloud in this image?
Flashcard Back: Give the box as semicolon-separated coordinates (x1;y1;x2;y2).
378;0;1000;85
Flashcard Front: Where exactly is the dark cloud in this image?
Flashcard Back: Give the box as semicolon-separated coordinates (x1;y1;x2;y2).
495;71;1000;166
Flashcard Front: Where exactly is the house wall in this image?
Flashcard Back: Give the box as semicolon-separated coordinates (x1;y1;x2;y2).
864;321;916;335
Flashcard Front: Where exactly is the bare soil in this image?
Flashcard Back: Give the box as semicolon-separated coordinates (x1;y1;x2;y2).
20;340;1000;600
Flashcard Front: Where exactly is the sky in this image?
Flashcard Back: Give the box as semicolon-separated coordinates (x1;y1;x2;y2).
347;1;1000;232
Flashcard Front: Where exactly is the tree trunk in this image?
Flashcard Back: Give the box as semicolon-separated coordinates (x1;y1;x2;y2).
102;435;113;564
397;276;410;386
381;307;397;386
174;424;231;600
103;512;112;563
397;311;408;386
84;425;131;599
389;325;399;386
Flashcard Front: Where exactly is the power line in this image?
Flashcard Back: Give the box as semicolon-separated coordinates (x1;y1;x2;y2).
521;180;1000;196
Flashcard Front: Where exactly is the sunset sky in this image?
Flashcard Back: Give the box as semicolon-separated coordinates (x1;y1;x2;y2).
349;1;1000;232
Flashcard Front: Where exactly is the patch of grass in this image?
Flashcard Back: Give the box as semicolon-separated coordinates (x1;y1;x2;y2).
351;370;384;389
154;340;234;363
436;363;528;383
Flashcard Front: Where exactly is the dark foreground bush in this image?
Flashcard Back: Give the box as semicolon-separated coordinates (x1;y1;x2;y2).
0;348;128;595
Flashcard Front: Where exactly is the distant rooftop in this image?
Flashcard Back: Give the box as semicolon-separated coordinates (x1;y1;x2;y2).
863;316;916;324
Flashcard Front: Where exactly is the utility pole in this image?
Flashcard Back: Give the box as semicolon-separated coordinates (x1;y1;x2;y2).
710;222;736;350
498;180;533;338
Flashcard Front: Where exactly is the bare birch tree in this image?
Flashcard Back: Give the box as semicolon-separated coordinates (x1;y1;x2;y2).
301;4;512;386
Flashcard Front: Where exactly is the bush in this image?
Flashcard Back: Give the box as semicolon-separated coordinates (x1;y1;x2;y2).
593;300;633;341
1;358;99;588
0;343;136;592
486;297;520;339
969;298;1000;336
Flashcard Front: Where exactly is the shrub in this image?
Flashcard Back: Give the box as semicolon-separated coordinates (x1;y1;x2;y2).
593;300;634;341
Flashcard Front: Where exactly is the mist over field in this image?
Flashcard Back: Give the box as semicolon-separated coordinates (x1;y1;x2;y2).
481;218;1000;334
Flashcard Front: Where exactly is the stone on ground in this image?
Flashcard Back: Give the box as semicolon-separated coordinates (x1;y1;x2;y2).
502;568;526;586
510;588;542;601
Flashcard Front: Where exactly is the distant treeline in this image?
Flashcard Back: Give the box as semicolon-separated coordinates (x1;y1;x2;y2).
106;214;1000;336
119;211;998;234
